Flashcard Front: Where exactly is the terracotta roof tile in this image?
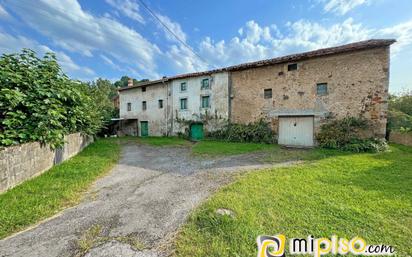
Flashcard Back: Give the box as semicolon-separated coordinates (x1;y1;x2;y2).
119;39;395;91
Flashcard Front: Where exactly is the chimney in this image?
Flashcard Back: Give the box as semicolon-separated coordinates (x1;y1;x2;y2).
128;78;133;87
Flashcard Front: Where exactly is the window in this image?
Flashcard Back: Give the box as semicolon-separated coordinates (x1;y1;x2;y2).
158;99;163;109
264;89;272;99
127;102;131;111
180;82;187;92
201;78;210;90
201;95;210;108
316;83;328;96
142;101;147;110
288;63;298;71
142;86;146;92
180;98;188;110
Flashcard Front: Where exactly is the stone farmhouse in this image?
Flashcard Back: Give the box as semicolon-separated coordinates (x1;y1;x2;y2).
118;39;395;147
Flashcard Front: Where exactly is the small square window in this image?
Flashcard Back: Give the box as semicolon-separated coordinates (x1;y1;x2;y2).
127;102;131;111
264;89;272;99
288;63;298;71
201;95;210;108
142;101;147;110
142;86;146;92
316;83;328;96
180;82;187;92
158;99;163;109
180;98;188;110
201;78;210;90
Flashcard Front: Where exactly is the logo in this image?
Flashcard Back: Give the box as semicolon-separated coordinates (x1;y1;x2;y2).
257;234;286;257
257;234;395;257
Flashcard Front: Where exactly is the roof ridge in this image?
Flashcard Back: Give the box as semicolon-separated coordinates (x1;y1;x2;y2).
119;39;395;91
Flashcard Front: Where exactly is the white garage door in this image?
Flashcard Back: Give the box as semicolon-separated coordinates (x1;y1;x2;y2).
278;116;314;147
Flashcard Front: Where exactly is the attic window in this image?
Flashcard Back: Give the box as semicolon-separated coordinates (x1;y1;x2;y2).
201;78;210;90
264;89;272;99
288;63;298;71
142;86;146;92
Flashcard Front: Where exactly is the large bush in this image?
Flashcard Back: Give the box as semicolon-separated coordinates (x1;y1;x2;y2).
207;119;276;143
0;49;107;148
316;117;388;152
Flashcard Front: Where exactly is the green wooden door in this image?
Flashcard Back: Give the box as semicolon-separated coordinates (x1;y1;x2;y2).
190;123;204;141
140;121;148;137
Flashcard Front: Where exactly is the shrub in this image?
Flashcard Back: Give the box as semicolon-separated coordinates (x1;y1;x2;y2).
317;117;387;152
207;119;276;144
0;49;106;148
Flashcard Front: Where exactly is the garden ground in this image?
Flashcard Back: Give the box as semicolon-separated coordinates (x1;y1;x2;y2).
0;138;410;257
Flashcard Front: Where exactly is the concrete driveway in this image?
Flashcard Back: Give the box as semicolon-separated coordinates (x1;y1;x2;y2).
0;142;288;257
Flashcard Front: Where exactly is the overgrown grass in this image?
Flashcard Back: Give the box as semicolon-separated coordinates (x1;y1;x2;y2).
136;136;190;147
0;138;121;239
175;144;412;257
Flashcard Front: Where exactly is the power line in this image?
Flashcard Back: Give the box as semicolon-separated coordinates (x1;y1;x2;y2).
136;0;213;68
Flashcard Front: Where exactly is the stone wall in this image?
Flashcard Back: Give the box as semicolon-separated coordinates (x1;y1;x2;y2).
230;47;390;138
389;132;412;146
0;133;93;193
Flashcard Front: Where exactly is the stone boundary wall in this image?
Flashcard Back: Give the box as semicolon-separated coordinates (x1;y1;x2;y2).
0;133;93;193
389;131;412;146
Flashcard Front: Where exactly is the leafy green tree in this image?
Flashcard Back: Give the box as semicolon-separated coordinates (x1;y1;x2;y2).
388;90;412;132
0;49;105;148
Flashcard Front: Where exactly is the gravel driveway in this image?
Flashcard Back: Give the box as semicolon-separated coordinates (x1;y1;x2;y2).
0;142;291;257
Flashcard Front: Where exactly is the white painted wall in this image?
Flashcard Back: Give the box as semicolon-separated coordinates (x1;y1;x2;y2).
171;72;229;134
119;82;170;136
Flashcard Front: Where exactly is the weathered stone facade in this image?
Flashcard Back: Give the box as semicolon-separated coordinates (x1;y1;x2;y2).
0;133;93;193
230;47;390;138
171;72;229;134
119;82;170;136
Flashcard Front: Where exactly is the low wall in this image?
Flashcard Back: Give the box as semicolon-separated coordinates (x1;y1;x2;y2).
0;133;93;193
389;131;412;146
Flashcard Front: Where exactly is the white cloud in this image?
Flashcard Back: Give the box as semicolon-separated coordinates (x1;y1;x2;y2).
0;32;95;78
6;0;161;78
378;20;412;55
199;18;371;68
322;0;371;15
105;0;144;23
0;4;10;19
156;13;187;43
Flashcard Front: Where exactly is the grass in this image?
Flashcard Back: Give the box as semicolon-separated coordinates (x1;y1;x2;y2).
0;138;121;239
174;144;412;257
136;136;190;147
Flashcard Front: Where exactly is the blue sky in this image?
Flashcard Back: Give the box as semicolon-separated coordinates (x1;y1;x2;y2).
0;0;411;93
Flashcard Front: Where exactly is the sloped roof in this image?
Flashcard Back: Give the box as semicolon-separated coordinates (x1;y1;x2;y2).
119;39;395;91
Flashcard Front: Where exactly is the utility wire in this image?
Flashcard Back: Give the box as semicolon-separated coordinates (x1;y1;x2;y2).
137;0;213;68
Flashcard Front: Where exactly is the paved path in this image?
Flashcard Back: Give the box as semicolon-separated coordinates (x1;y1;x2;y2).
0;143;294;257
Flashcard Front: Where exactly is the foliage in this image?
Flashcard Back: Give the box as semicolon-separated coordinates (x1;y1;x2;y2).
0;49;108;148
207;119;276;144
175;144;412;257
174;109;227;139
113;75;148;88
0;138;120;239
88;78;118;130
316;117;387;152
387;91;412;133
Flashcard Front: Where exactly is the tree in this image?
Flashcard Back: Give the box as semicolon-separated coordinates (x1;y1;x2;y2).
0;49;105;148
113;76;149;88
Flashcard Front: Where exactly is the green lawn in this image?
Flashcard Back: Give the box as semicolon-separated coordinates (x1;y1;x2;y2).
0;138;120;239
174;144;412;257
